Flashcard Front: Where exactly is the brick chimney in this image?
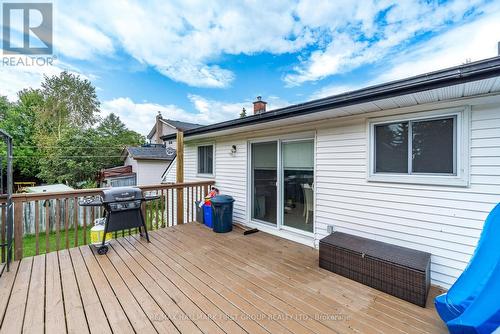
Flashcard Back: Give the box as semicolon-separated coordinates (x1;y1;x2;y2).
155;111;163;144
253;96;267;114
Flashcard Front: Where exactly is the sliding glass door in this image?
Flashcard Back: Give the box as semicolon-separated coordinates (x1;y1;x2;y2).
282;140;314;233
251;142;277;225
250;137;314;234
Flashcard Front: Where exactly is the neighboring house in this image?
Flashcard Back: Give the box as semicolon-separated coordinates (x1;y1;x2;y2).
162;56;500;289
98;165;137;187
147;112;203;148
122;144;176;185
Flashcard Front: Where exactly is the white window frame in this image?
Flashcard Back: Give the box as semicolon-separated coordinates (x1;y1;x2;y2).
196;143;215;178
367;106;470;187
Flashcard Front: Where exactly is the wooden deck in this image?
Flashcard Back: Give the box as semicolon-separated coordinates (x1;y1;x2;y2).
0;223;447;334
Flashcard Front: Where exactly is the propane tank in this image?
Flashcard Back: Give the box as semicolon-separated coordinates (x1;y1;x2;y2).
90;218;112;246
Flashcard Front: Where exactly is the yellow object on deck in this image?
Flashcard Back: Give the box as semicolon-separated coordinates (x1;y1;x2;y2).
90;219;112;246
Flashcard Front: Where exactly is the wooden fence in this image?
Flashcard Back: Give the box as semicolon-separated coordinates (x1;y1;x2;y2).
0;181;214;261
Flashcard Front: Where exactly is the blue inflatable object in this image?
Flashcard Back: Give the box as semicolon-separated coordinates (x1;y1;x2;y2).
434;203;500;332
446;262;500;333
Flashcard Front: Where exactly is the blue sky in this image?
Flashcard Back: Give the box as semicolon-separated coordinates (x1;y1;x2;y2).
1;0;500;135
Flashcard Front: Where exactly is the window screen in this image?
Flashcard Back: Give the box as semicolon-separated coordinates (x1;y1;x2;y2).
412;118;455;174
375;122;408;173
374;116;456;175
197;145;213;174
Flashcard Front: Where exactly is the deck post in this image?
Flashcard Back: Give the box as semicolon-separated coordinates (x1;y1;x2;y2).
176;131;184;224
14;200;23;260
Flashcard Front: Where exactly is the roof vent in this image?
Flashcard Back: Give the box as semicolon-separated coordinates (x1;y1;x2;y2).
498;41;500;56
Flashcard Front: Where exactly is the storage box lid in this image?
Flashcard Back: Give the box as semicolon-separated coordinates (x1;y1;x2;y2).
320;232;431;272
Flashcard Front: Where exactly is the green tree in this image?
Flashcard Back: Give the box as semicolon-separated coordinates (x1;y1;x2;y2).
37;113;144;186
0;96;10;120
239;107;247;118
40;71;100;139
37;127;100;186
0;91;43;180
96;113;145;168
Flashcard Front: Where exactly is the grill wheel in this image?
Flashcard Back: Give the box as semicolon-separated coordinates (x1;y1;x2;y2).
97;246;109;255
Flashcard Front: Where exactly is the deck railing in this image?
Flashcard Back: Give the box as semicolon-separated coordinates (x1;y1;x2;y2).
0;181;214;261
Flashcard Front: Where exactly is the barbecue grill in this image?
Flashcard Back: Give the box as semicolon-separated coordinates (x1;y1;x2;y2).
80;186;159;254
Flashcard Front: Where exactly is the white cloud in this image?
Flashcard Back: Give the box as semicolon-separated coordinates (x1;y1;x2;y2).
61;0;310;88
0;60;85;101
309;1;500;100
310;84;364;100
373;6;500;84
45;0;494;88
285;0;487;86
101;97;190;136
54;14;114;60
101;94;291;135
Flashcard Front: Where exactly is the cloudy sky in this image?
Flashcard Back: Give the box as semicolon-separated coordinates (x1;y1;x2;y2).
1;0;500;135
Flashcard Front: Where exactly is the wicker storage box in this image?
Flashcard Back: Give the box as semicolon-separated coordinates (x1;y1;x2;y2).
319;232;431;307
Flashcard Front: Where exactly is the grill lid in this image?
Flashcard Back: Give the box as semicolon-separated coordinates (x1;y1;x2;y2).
102;187;143;202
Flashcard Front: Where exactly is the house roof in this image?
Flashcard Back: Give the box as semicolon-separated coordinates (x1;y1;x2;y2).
124;145;176;161
147;118;204;139
161;56;500;141
163;119;204;131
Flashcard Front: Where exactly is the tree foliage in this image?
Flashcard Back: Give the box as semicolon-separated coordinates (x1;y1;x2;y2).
40;71;100;139
0;90;42;180
0;72;145;188
95;113;144;168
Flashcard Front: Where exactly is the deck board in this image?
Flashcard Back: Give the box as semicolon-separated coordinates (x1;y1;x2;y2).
23;255;45;334
176;224;443;333
59;249;89;334
68;247;112;334
111;240;219;334
0;261;19;330
79;246;134;334
45;252;66;334
92;245;158;334
1;257;32;334
0;223;448;334
160;224;393;333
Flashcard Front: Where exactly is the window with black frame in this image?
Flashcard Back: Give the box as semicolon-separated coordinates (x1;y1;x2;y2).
197;145;214;175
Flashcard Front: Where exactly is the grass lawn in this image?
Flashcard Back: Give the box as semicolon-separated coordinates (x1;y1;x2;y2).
21;206;162;257
22;226;93;257
21;226;143;257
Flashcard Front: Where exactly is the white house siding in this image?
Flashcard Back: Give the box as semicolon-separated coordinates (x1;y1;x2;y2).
124;155;139;173
182;100;500;288
133;160;169;185
162;158;177;183
183;139;248;224
315;103;500;288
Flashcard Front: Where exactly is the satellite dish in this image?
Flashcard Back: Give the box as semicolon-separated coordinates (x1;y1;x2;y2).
165;147;175;156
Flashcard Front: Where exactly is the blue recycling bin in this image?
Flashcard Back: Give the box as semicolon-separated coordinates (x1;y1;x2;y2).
203;204;213;228
211;195;235;233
